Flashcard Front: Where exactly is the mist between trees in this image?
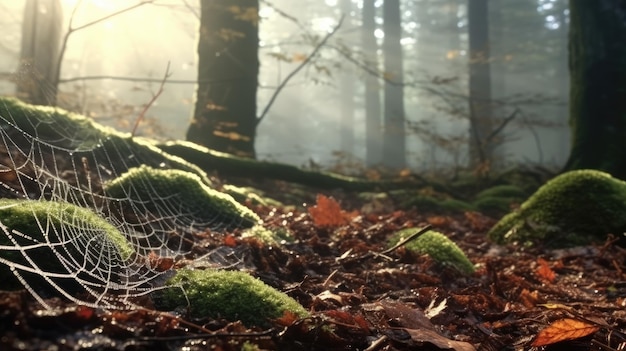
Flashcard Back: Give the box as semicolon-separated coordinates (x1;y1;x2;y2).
0;0;569;176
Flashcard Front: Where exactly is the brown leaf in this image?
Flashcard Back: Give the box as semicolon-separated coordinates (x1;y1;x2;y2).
404;328;476;351
274;310;300;327
531;318;600;347
536;258;556;283
308;194;352;228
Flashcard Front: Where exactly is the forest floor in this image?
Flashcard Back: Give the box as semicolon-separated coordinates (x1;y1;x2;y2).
1;177;626;351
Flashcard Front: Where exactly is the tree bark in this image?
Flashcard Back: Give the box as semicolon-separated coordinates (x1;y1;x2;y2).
382;0;406;170
16;0;63;106
362;0;382;167
563;0;626;179
187;0;259;158
339;0;355;156
467;0;493;168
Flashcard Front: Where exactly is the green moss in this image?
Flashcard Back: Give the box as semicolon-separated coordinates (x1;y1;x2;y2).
0;97;213;186
0;199;133;290
388;228;475;274
488;170;626;247
475;185;527;200
473;196;516;215
241;225;293;244
105;165;260;230
221;184;283;207
0;97;112;150
156;269;309;327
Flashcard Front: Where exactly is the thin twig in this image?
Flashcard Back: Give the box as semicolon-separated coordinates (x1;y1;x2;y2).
131;61;171;138
486;107;520;144
256;15;345;126
52;0;154;105
379;225;432;255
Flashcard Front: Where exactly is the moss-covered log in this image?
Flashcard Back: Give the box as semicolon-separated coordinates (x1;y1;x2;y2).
159;140;433;192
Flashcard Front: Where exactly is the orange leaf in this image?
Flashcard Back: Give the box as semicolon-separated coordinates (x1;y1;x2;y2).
274;310;300;326
531;318;600;347
427;216;449;227
308;194;350;228
536;258;556;283
223;234;237;247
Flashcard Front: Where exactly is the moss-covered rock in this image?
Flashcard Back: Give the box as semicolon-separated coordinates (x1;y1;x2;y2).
0;198;133;290
105;165;260;231
155;269;309;327
488;170;626;247
388;228;475;274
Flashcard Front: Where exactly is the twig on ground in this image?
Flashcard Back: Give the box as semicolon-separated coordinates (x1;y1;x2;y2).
379;225;432;255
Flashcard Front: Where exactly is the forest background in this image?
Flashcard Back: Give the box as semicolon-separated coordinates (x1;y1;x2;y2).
0;0;569;177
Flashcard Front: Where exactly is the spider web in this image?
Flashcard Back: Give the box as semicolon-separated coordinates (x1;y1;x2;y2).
0;98;256;309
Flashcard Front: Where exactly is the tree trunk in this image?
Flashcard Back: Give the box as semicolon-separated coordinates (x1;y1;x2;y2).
16;0;62;106
339;0;355;157
187;0;259;158
382;0;406;170
362;0;382;167
467;0;493;169
563;0;626;179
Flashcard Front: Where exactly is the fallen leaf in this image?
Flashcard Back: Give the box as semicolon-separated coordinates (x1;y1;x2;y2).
405;328;476;351
518;288;541;308
223;234;237;247
531;318;600;347
536;258;556;283
425;298;447;319
274;310;300;326
308;194;353;228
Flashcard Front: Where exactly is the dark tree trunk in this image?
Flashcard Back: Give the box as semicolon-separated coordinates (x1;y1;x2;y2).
187;0;259;158
339;0;355;156
16;0;62;106
563;0;626;179
468;0;493;168
382;0;406;170
362;0;382;167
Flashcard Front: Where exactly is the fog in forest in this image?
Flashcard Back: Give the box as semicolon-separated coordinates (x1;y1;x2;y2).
0;0;569;174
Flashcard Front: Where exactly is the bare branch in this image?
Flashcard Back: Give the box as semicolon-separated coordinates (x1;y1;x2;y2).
131;61;171;138
486;107;520;144
52;1;154;105
256;15;345;126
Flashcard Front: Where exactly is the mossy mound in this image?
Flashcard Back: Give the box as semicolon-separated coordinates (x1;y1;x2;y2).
105;165;260;230
0;97;111;150
156;269;309;327
388;228;475;274
0;198;133;290
475;184;527;199
472;185;527;216
402;194;474;214
488;170;626;247
0;97;212;185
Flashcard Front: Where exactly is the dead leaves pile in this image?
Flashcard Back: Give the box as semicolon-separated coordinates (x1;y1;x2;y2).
3;193;626;350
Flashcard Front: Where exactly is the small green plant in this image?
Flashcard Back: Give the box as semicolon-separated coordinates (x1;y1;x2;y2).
388;228;475;274
156;269;309;327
